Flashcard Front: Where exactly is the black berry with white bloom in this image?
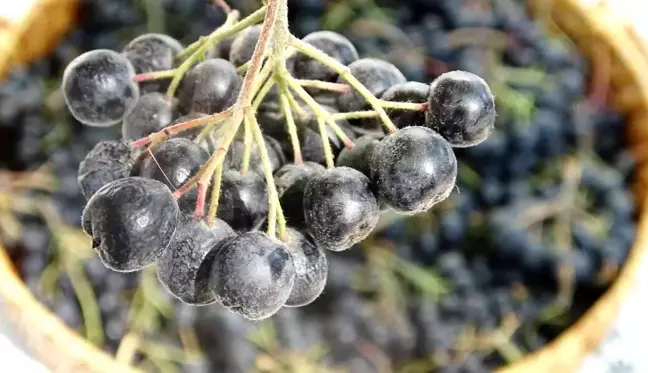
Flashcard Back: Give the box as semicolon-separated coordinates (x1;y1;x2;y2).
304;166;379;251
217;170;268;232
229;25;262;67
177;58;241;115
426;70;496;147
370;126;457;214
62;50;139;127
282;228;328;307
122;33;183;93
380;82;429;129
210;231;295;320
336;58;406;113
121;92;174;141
137;138;209;190
77;140;136;200
274;162;325;228
292;31;359;82
82;177;179;272
156;217;235;305
336;134;381;179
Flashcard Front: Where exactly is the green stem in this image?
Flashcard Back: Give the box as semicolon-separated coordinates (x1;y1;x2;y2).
284;74;354;150
295;79;350;93
279;83;303;164
290;35;397;133
166;8;265;98
246;109;283;238
64;260;104;347
207;163;224;226
316;117;335;169
378;100;427;111
252;75;277;110
241;116;253;174
330;111;379;120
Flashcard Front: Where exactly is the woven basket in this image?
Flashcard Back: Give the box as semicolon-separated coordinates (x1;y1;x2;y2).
1;0;648;372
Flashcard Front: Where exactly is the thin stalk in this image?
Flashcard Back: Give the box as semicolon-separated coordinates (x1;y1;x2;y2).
330;111;379;120
290;35;397;133
116;332;141;365
378;100;428;111
252;75;277;110
167;8;266;98
284;87;305;117
133;69;177;82
246;109;284;238
131;110;232;148
64;260;104;347
295;79;350;93
284;75;354;150
241;116;253;174
207;163;224;225
316;117;335;168
279;84;303;164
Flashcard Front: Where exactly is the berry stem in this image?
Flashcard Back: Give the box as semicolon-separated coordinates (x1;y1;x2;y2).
284;74;355;149
295;79;350;93
317;117;335;169
330;111;379;120
252;76;276;110
379;100;428;111
132;69;177;82
64;259;104;347
131;109;232;148
241;115;253;174
251;62;274;103
275;201;287;240
246;108;283;238
289;35;398;133
284;86;305;117
115;333;141;365
167;7;266;99
207;163;224;226
278;83;303;164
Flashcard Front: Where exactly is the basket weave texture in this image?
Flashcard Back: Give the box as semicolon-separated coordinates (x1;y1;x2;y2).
0;0;647;372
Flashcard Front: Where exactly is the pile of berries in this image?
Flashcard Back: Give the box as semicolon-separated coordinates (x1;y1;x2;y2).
63;1;496;321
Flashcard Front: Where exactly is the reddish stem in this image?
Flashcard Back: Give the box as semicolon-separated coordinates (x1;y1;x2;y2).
130;110;232;148
193;180;209;219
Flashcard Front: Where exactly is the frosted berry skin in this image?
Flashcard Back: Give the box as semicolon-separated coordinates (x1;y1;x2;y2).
177;58;241;115
122;33;183;93
81;177;179;272
217;170;268;232
370;126;457;215
274;162;325;229
121;92;174;141
292;31;359;82
380;82;430;129
209;231;296;320
303;166;380;251
229;25;262;67
336;58;407;113
425;70;496;147
62;49;139;127
137;138;209;190
77;140;135;200
282;229;328;307
156;217;235;305
336;134;381;179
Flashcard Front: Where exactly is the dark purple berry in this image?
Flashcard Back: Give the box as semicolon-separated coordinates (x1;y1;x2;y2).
82;177;179;272
336;58;406;113
210;231;295;320
121;92;173;141
137;138;209;189
336;134;381;178
229;25;262;67
122;33;183;93
177;58;241;115
304;166;380;251
274;162;325;228
293;31;359;82
206;34;237;60
62;50;139;126
380;81;429;129
370;126;457;214
217;170;268;232
426;70;496;147
283;229;328;307
77;140;135;200
156;217;235;305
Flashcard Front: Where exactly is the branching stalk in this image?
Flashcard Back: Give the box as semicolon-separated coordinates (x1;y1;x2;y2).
207;163;224;226
278;83;303;164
